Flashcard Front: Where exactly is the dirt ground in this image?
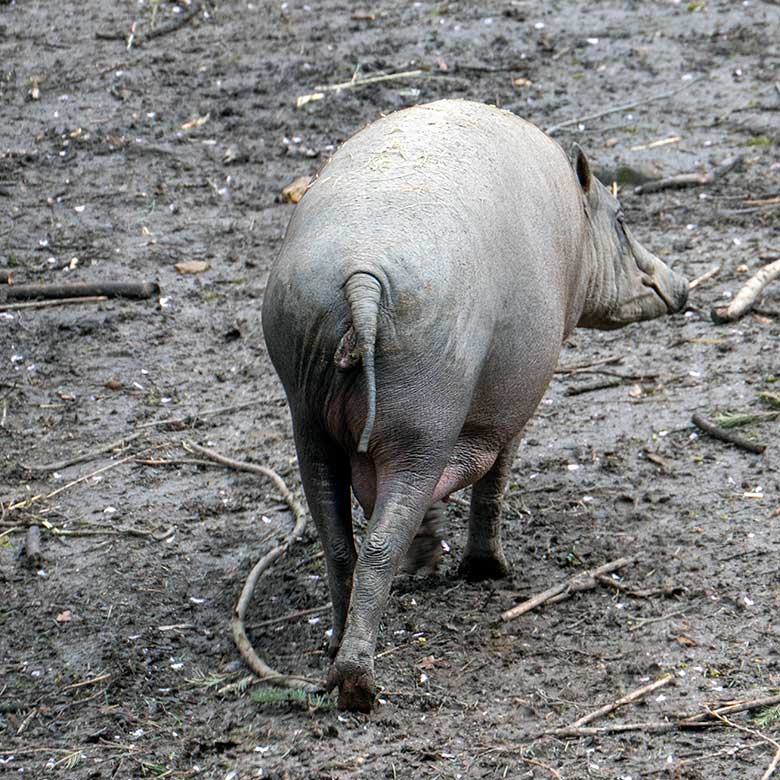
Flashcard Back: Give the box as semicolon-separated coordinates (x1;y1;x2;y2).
2;1;780;777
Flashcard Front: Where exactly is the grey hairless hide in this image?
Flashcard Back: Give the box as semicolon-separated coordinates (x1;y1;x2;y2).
262;99;688;712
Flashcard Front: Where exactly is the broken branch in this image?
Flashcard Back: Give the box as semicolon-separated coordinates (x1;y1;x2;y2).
692;413;766;454
564;377;622;396
711;257;780;324
568;674;674;729
3;281;159;301
688;261;724;290
546;79;699;135
0;296;109;312
183;441;322;691
22;432;144;473
500;557;634;621
634;155;743;195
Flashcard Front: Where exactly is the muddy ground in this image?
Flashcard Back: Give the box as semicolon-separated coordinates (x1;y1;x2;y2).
2;0;780;777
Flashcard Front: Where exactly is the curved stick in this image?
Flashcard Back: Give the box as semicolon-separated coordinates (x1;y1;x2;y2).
183;441;323;691
711;258;780;324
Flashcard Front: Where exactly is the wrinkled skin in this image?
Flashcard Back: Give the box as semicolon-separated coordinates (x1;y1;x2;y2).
261;99;688;712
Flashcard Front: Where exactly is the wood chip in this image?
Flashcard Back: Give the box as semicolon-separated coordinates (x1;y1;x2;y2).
282;176;311;204
175;260;210;274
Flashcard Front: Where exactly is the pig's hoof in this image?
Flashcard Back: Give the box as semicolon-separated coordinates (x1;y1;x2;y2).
327;664;375;713
458;551;510;581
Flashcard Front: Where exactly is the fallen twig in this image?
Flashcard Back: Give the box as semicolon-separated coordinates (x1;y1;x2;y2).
692;413;766;454
96;1;201;45
249;604;332;630
566;674;674;729
183;441;322;691
711;257;780;324
500;557;634;621
705;707;780;780
555;355;623;374
688;261;724;290
595;574;684;598
3;281;159;301
634;155;743;195
564;377;622;396
628;608;687;632
22;432;144;473
0;270;14;284
535;694;780;741
136;399;275;429
546;78;699;134
297;69;425;106
683;694;780;724
0;296;109;312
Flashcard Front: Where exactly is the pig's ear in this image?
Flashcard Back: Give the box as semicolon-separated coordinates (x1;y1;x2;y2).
572;143;592;195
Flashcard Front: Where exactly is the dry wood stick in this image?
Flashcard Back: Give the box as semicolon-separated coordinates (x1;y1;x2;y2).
136;399;273;429
550;719;713;738
634;155;743;195
711;257;780;324
692;413;766;454
0;270;14;284
567;674;674;729
500;557;633;621
688;262;724;290
564;377;623;396
556;355;623;374
22;432;144;472
3;281;159;301
545;78;699;134
184;441;322;691
683;694;780;724
0;296;109;312
249;604;332;630
96;0;201;43
314;69;425;93
704;708;780;780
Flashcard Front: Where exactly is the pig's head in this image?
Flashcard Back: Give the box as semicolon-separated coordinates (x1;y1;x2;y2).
573;145;688;330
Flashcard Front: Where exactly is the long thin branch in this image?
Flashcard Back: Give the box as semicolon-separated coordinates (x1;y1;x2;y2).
546;79;699;134
634;155;742;195
692;413;766;454
500;557;634;621
0;296;109;312
568;674;674;729
183;441;322;691
3;281;158;301
21;432;144;473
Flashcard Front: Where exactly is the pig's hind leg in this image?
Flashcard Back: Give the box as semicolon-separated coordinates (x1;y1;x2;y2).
457;435;520;581
294;426;356;658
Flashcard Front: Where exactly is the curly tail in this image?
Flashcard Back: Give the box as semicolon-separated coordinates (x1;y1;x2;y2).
343;272;382;453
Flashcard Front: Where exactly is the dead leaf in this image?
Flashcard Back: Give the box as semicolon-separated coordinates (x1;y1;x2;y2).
56;610;73;623
416;654;438;670
605;137;619;148
628;384;643;398
282;176;311;204
104;378;124;391
181;113;210;130
674;635;697;647
175;260;210;275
